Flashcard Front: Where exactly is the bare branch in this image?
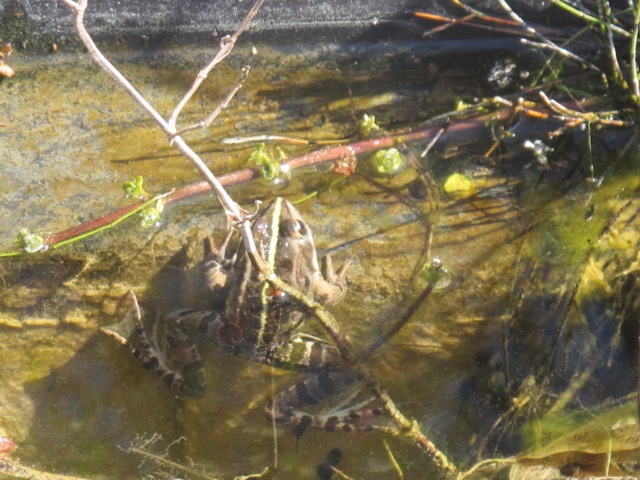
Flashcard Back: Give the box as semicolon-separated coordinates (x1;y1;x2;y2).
519;38;603;74
58;0;263;264
168;0;265;129
538;91;627;126
58;0;79;9
497;0;602;75
267;268;458;476
630;0;640;103
172;65;251;137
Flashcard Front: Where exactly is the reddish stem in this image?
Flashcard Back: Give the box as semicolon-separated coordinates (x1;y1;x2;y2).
46;108;512;247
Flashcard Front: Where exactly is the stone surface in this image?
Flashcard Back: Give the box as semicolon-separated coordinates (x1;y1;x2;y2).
1;0;429;46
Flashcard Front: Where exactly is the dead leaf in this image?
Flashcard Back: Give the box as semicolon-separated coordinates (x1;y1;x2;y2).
0;62;15;78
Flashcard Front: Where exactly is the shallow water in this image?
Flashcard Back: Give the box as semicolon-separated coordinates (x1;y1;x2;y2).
1;39;639;479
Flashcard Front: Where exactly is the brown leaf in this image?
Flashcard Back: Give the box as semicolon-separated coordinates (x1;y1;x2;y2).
0;43;12;57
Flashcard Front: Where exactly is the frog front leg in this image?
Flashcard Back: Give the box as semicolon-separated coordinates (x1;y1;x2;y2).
100;291;224;397
313;256;352;305
203;230;236;294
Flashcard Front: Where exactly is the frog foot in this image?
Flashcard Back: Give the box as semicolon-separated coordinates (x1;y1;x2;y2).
266;371;384;440
316;255;352;305
203;230;236;292
100;291;224;397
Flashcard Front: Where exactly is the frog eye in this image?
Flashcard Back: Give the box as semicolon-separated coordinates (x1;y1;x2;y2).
281;219;307;238
253;217;269;236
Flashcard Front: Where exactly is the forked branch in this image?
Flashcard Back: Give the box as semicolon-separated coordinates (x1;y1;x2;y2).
169;0;265;130
58;0;266;271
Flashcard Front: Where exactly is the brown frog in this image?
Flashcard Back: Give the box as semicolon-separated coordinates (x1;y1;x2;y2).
102;198;352;407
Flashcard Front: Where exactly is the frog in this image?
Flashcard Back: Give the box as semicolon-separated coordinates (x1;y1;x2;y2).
101;198;372;433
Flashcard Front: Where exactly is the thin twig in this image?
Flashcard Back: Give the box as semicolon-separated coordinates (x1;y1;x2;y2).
537;91;627;125
270;376;278;469
266;272;459;476
58;0;267;275
173;65;251;137
383;439;405;480
599;0;629;90
495;0;603;74
223;134;345;146
420;4;589;40
455;458;515;480
359;371;459;475
630;0;640;103
415;11;534;38
448;0;519;26
520;36;604;72
168;0;265;130
329;466;355;480
58;0;242;221
548;0;631;37
356;283;435;363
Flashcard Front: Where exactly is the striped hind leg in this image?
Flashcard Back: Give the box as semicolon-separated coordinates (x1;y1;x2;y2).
265;370;384;439
100;291;224;397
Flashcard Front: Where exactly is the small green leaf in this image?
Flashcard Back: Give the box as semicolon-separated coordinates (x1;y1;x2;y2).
443;173;473;196
139;198;165;228
359;114;380;136
371;148;404;175
247;143;281;181
15;228;47;253
420;257;454;290
454;98;471;111
123;175;148;199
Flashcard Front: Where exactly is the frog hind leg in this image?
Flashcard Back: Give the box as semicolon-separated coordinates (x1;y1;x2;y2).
162;308;226;397
100;291;224;397
266;371;383;440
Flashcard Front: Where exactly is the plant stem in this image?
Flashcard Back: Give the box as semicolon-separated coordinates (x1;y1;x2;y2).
548;0;630;37
630;0;640;104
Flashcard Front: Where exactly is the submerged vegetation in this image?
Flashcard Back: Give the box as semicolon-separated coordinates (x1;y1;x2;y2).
2;0;640;479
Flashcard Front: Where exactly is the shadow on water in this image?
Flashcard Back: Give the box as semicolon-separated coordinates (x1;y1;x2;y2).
23;334;181;477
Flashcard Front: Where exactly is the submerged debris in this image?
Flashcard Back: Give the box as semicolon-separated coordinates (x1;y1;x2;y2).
0;436;16;459
0;44;15;78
